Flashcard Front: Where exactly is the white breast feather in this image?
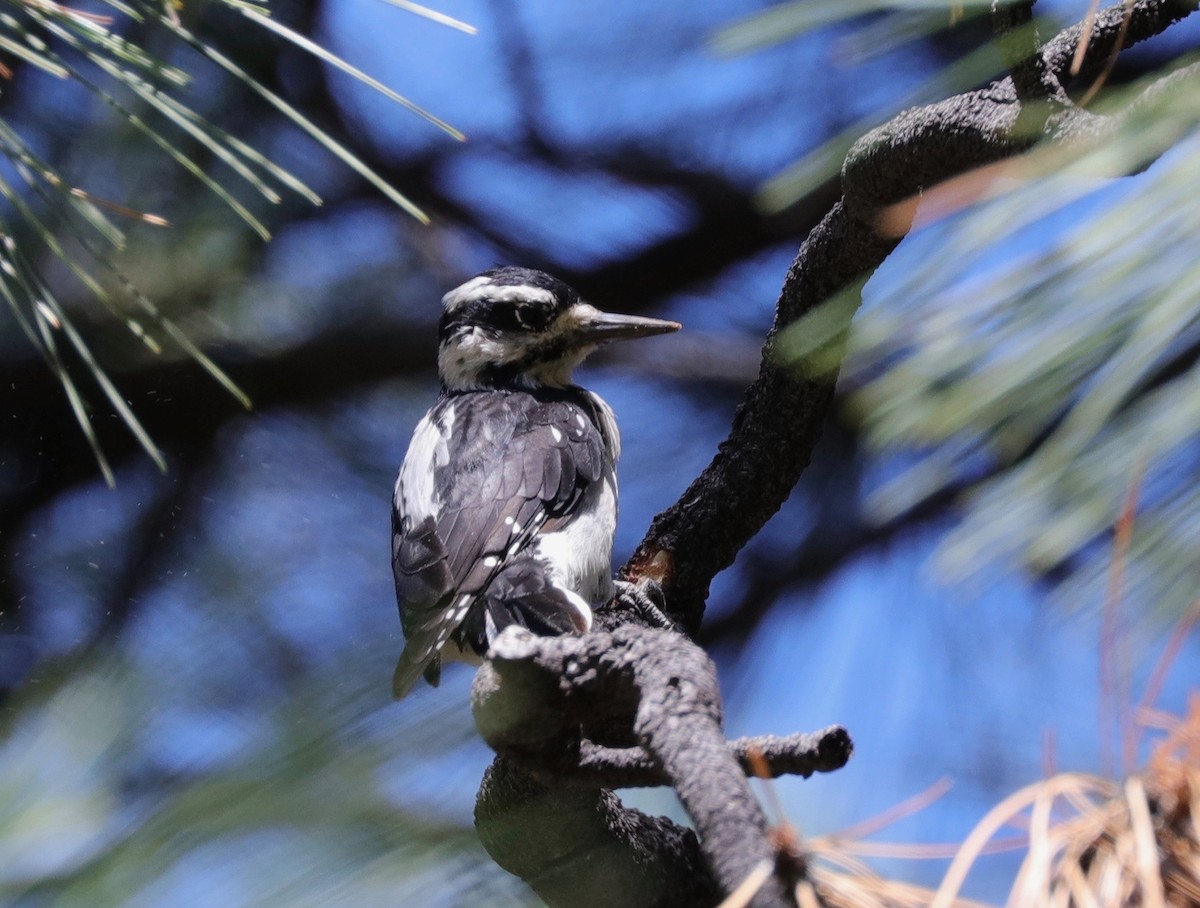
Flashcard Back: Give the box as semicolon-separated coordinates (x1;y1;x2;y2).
527;390;621;624
534;465;617;622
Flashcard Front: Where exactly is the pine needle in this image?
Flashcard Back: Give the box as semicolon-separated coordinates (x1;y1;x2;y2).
240;6;465;142
373;0;476;34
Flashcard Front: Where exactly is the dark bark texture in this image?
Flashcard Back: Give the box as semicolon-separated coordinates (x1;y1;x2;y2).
471;2;1200;906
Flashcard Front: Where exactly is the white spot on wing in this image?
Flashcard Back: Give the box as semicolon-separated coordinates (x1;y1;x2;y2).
550;426;563;443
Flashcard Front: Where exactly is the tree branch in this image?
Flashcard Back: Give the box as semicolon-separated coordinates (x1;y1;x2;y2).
512;727;852;791
473;626;834;908
474;4;1200;906
623;201;898;634
993;0;1058;103
1042;0;1198;81
622;0;1199;636
476;755;721;908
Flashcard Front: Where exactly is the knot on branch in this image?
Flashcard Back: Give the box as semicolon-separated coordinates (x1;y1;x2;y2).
472;626;853;907
993;0;1070;111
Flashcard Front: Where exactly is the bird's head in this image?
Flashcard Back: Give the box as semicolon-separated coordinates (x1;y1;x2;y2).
437;267;681;391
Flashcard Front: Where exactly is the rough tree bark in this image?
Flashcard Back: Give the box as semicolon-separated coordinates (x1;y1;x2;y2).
472;2;1200;906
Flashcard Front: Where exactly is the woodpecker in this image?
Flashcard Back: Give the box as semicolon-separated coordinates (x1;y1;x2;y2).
391;267;681;698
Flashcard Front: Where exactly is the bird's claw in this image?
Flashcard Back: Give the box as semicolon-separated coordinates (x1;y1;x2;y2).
613;578;678;632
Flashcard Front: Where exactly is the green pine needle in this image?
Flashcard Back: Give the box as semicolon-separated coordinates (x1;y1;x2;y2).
0;0;468;480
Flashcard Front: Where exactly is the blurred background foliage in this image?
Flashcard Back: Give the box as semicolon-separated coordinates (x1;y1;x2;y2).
1;0;1199;905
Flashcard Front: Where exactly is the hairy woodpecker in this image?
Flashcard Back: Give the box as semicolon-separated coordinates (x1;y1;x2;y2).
391;267;681;698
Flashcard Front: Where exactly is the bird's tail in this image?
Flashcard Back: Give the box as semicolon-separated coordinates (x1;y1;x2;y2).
393;561;594;698
392;649;441;700
467;571;592;651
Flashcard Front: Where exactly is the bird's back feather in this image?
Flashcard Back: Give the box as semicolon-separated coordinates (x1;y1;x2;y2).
391;387;614;698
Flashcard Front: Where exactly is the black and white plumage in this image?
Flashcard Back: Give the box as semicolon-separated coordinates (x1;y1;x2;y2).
391;267;681;698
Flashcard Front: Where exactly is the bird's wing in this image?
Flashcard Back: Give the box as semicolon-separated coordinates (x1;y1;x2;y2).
391;391;604;697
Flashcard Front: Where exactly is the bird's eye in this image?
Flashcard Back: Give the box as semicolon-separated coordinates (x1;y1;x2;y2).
514;303;549;330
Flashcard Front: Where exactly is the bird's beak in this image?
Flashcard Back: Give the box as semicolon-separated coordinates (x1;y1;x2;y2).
570;304;682;343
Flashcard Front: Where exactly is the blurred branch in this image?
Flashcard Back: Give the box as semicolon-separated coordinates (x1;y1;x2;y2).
570;159;840;308
488;0;551;150
0;322;432;529
278;0;830;304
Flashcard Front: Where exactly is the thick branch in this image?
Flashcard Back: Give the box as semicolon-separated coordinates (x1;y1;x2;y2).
623;202;897;634
622;0;1198;635
993;0;1062;104
476;756;720;908
1042;0;1199;81
473;626;810;908
472;3;1199;906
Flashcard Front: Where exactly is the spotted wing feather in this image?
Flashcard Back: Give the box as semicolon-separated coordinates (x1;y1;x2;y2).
391;389;605;698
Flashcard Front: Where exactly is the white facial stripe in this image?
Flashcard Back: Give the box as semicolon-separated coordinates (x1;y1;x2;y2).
562;303;598;328
442;279;558;314
441;276;491;313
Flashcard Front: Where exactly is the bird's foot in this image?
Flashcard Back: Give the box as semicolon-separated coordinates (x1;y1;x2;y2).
613;578;678;632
